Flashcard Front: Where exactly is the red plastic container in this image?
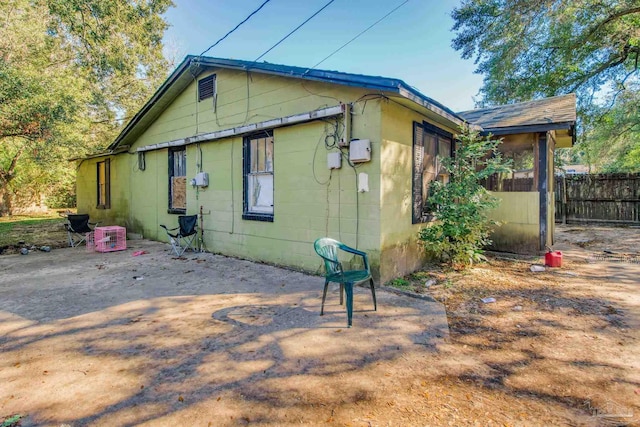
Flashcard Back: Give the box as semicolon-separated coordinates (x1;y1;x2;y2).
545;250;562;267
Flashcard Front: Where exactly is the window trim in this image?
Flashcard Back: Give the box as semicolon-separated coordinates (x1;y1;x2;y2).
96;158;111;209
242;131;274;222
168;147;187;215
412;121;454;224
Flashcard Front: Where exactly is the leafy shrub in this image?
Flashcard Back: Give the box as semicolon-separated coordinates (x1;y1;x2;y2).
418;126;510;267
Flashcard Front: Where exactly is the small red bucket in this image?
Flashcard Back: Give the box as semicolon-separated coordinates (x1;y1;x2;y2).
545;250;562;267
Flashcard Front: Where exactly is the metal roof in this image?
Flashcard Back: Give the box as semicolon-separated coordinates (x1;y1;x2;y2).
458;94;577;134
108;55;465;150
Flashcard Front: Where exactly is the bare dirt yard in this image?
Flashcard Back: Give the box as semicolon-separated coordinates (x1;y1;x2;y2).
1;224;639;426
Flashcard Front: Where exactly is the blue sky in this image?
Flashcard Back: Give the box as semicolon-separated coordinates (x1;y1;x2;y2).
162;0;483;112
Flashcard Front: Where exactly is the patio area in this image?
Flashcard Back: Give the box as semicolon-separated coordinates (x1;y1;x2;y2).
0;241;448;426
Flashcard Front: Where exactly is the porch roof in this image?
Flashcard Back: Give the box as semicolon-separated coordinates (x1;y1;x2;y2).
458;94;576;145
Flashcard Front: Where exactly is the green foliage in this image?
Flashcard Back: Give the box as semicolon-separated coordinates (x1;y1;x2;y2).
451;0;640;173
387;278;411;289
1;414;24;427
0;0;173;214
418;126;510;267
580;90;640;172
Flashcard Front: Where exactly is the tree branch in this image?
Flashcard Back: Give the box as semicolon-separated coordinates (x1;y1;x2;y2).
581;6;640;42
0;145;26;182
568;44;638;92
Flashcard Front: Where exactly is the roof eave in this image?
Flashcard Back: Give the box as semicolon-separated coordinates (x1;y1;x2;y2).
396;86;467;128
108;56;476;150
108;55;201;151
480;121;575;136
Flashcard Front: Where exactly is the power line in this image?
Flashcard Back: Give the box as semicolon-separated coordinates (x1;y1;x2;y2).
306;0;409;72
254;0;337;62
199;0;273;57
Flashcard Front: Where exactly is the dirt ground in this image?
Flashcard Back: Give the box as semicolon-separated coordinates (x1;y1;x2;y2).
1;225;639;426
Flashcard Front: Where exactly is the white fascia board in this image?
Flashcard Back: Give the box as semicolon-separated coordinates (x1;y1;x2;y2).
137;105;344;153
396;87;483;131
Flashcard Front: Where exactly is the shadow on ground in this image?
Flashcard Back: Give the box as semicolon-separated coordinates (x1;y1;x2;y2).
0;240;448;426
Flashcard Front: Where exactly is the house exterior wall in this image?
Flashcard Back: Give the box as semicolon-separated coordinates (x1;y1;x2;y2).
378;100;457;283
487;133;549;254
77;69;384;276
488;192;540;253
76;65;564;280
76;155;130;227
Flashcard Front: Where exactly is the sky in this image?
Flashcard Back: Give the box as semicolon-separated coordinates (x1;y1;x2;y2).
162;0;484;112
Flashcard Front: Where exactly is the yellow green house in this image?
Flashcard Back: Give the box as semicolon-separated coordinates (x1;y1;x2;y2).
75;56;575;283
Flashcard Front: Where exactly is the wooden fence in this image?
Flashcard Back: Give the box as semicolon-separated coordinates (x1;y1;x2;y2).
555;173;640;225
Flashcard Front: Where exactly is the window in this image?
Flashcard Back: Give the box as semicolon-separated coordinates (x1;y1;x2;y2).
198;74;216;102
169;148;186;213
243;131;274;221
482;142;536;192
97;159;110;209
412;121;453;223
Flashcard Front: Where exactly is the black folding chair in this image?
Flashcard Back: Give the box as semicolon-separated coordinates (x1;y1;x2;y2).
64;214;99;247
160;215;198;256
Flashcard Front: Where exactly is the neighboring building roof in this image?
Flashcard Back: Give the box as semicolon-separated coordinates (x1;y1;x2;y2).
108;55;465;151
560;164;590;174
458;94;577;135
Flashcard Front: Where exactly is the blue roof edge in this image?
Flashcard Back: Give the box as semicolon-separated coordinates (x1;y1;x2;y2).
193;56;463;120
109;55;465;150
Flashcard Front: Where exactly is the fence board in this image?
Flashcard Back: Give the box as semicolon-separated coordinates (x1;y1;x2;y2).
555;173;640;224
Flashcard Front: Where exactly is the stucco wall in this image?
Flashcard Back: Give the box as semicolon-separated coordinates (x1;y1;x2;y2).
378;100;458;283
488;192;540;253
78;69;384;276
76;155;130;227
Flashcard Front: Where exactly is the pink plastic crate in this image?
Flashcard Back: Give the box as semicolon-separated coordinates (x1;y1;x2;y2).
94;226;127;252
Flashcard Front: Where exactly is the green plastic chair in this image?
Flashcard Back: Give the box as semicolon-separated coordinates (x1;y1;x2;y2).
313;237;377;327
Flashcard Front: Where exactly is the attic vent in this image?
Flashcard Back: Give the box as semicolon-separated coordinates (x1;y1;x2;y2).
198;74;216;101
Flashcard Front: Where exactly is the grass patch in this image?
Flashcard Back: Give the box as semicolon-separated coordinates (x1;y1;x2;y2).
0;213;69;253
386;266;445;294
1;414;24;427
387;278;411;289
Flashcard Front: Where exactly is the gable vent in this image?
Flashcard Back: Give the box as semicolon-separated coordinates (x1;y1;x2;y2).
198;74;216;101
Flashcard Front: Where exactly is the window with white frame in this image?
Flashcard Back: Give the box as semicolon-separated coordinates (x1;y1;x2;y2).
243;131;274;221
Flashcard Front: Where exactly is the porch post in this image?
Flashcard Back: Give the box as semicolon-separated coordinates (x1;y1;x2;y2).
538;132;548;252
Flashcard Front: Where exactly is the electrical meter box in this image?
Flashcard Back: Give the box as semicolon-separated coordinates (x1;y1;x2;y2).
327;152;342;169
349;139;371;163
194;172;209;187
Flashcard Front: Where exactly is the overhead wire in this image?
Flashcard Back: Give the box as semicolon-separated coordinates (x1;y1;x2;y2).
205;0;410;120
254;0;337;62
184;0;409;249
306;0;410;72
199;0;273;57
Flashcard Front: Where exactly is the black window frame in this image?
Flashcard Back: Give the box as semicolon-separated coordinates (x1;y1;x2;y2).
96;158;111;209
412;121;454;224
168;147;187;214
242;130;274;222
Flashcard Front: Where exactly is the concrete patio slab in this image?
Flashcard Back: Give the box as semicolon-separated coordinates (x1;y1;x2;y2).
0;240;448;426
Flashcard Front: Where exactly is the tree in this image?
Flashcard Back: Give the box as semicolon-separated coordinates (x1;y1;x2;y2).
0;0;173;215
451;0;640;172
418;127;510;267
